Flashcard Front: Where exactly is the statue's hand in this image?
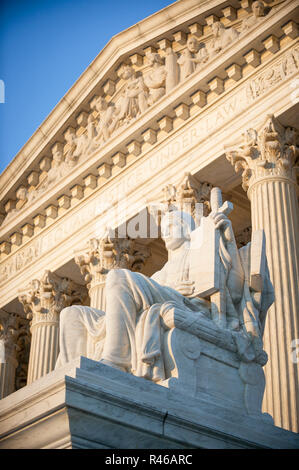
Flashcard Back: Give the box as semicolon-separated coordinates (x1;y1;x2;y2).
175;280;195;296
210;212;233;242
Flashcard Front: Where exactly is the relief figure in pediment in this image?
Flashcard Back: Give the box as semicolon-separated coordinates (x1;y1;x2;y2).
93;97;118;144
64;128;80;167
209;21;239;57
116;65;148;124
178;36;209;81
39;144;67;191
241;1;266;33
144;53;167;105
165;47;180;92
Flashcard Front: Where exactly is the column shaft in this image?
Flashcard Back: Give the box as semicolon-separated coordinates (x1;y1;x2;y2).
250;178;299;431
27;321;59;384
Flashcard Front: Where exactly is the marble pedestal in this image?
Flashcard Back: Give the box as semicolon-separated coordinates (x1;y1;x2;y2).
0;356;298;449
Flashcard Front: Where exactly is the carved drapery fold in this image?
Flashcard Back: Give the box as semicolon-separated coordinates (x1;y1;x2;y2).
75;235;150;310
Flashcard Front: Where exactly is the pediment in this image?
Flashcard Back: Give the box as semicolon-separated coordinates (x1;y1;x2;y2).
0;0;298;255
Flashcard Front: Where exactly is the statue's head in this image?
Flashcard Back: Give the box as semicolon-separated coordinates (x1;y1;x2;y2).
121;65;134;80
95;96;108;112
211;21;225;37
187;36;199;53
161;210;195;251
16;186;28;201
147;52;164;66
252;1;265;18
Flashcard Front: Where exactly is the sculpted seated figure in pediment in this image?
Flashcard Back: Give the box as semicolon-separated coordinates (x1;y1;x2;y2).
144;53;167;105
209;21;240;57
55;191;274;384
178;36;209;80
116;65;149;124
241;1;266;33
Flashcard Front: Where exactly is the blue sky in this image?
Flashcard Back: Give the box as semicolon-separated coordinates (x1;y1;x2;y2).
0;0;174;174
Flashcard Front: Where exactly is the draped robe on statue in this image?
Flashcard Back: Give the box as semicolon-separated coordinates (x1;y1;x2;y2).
55;238;211;381
55;210;274;381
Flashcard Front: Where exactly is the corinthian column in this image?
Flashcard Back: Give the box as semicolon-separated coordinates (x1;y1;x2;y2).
226;114;299;432
19;271;87;384
75;235;150;310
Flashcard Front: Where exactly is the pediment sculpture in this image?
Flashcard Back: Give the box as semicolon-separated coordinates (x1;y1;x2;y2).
4;0;281;225
241;1;267;33
55;187;274;416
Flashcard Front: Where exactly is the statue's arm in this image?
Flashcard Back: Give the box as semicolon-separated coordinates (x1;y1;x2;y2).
211;212;244;301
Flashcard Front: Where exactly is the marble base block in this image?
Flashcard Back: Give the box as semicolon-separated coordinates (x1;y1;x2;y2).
0;356;298;449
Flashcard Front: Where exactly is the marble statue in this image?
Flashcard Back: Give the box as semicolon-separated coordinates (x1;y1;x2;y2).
64;129;79;167
116;65;148;124
241;1;266;32
144;53;167;105
93;96;118;144
209;21;240;57
55;189;274;384
165;47;180;93
42;145;67;189
178;36;209;80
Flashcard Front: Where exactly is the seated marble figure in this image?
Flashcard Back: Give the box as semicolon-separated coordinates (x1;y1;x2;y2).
55;198;274;383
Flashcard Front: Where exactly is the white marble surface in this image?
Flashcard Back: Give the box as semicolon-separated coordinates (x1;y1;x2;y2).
0;356;298;449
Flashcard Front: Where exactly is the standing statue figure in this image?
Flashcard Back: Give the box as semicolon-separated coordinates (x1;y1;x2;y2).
144;53;167;105
209;21;239;57
39;144;67;192
64;129;78;167
241;1;266;32
93;96;118;144
116;65;148;124
165;47;180;93
178;36;209;81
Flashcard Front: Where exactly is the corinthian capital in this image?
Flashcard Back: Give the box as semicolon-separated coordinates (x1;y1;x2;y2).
18;271;87;325
75;235;150;290
226;115;299;191
0;310;23;359
162;172;213;224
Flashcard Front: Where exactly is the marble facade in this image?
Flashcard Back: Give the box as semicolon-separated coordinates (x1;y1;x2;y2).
0;0;298;448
